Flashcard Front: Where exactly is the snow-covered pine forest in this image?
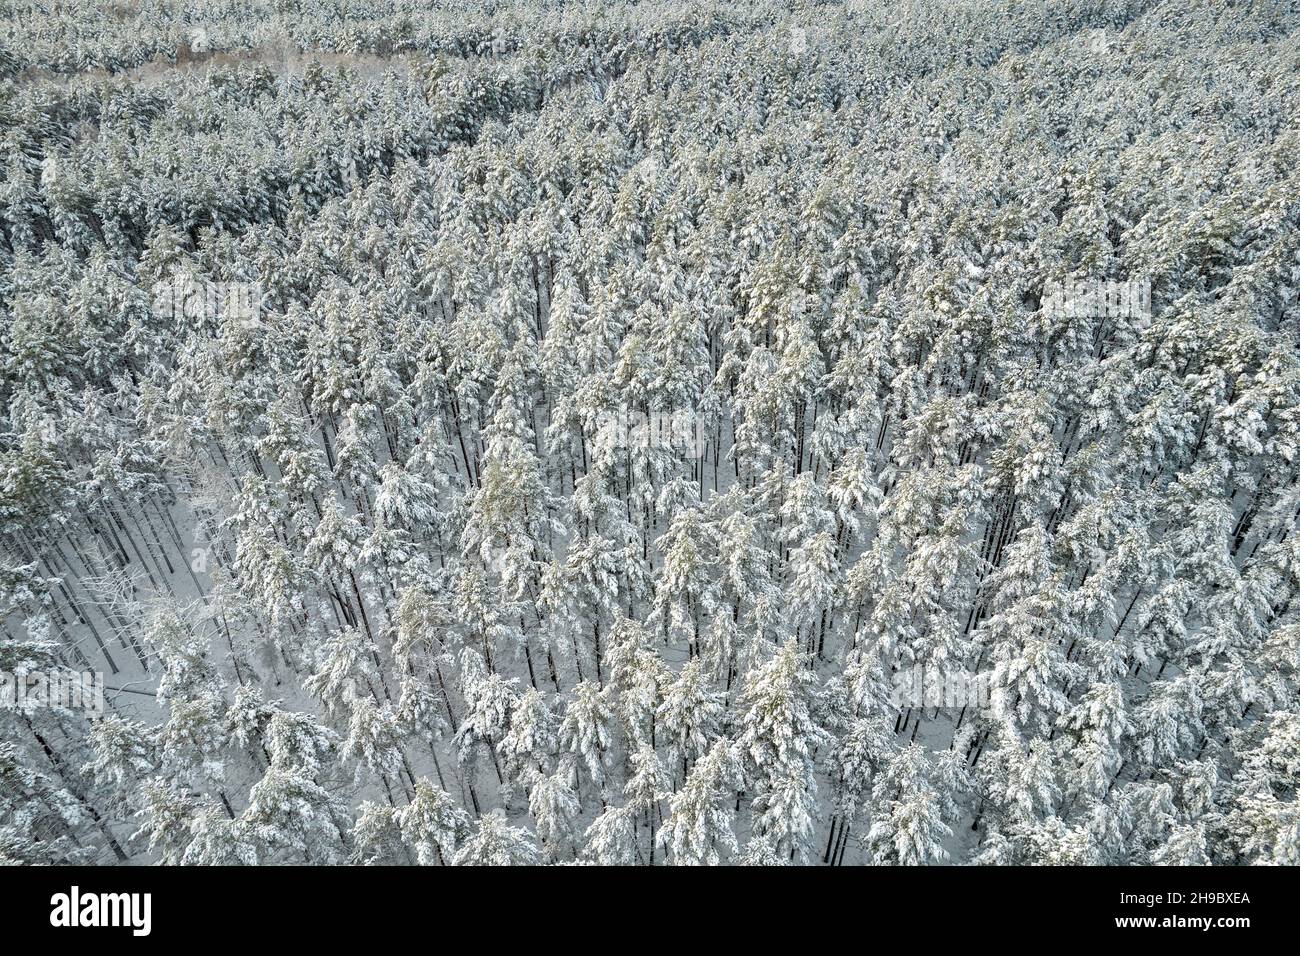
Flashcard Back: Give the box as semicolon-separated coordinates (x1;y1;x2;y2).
2;0;1299;867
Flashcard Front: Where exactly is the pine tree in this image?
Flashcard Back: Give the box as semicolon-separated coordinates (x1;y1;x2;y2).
453;809;540;866
734;639;828;860
398;779;472;865
659;739;743;866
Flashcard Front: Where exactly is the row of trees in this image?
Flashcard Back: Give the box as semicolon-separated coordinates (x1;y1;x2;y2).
2;0;1299;864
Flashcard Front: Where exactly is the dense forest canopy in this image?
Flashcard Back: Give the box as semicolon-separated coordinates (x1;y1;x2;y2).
2;0;1299;865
